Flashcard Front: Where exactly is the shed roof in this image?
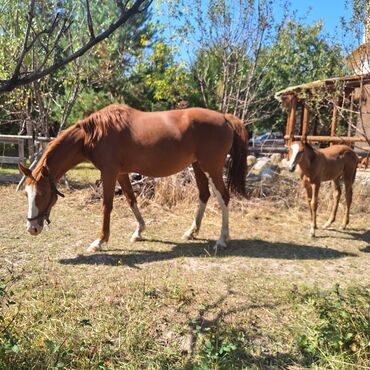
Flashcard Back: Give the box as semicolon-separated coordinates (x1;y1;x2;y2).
275;72;370;102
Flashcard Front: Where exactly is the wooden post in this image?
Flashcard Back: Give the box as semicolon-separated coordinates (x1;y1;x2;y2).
330;97;338;145
301;102;310;137
348;92;354;137
26;121;35;161
286;96;297;149
17;138;25;164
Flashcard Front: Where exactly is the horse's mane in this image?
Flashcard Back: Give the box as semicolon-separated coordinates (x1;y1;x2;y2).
32;125;78;178
76;104;134;147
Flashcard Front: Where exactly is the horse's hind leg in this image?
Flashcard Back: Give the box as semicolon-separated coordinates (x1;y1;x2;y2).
341;176;353;229
323;179;341;229
183;162;210;240
117;173;145;242
206;170;230;250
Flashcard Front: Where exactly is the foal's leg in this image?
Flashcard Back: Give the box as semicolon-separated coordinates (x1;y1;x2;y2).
207;171;230;250
303;179;313;220
87;170;117;252
117;173;146;242
310;182;320;238
341;177;353;229
323;179;341;229
303;179;315;236
183;162;210;240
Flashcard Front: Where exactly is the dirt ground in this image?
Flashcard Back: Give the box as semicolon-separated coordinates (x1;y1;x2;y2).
0;172;369;369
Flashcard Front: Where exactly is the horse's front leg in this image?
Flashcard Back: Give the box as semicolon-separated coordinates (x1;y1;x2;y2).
302;179;313;234
310;182;320;238
87;171;117;253
117;173;146;242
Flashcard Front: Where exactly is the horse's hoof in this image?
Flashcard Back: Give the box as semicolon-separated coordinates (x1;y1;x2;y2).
182;231;195;240
130;234;143;243
213;240;227;251
323;222;332;229
339;224;347;230
87;239;102;253
309;228;316;238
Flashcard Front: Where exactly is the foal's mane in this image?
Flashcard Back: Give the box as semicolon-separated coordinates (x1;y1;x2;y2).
76;104;133;147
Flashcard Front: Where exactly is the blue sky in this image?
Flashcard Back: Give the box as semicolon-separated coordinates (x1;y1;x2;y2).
291;0;348;36
153;0;355;63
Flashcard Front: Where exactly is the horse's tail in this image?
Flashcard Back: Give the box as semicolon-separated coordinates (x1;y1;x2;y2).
224;113;248;196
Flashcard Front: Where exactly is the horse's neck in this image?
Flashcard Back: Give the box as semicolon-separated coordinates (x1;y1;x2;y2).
40;126;85;181
300;149;318;178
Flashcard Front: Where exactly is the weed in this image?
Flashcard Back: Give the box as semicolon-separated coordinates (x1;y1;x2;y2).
191;321;241;370
297;285;370;368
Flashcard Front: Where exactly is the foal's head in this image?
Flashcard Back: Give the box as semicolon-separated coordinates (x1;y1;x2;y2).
19;163;64;236
288;139;314;172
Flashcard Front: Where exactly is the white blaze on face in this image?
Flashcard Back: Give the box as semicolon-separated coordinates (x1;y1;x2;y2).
288;143;301;169
25;184;38;219
25;184;42;235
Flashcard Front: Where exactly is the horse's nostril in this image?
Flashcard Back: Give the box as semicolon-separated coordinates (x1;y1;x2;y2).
33;227;38;233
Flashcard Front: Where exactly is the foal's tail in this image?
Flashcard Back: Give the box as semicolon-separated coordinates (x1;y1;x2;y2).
224;114;248;196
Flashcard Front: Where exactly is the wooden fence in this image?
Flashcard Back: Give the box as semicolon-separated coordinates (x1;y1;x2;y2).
0;135;52;165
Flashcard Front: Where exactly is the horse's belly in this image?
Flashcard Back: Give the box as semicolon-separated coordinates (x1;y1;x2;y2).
124;150;196;177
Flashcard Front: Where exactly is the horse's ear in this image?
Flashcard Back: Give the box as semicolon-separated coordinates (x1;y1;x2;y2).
18;163;33;179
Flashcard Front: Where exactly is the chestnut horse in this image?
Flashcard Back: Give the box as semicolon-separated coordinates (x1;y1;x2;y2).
19;104;248;252
288;138;358;237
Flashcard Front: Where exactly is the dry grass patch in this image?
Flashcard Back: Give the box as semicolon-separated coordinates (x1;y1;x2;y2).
1;167;369;369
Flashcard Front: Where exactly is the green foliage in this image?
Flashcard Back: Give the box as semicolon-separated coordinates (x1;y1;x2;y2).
0;275;19;368
255;20;347;132
191;322;241;369
142;41;194;106
297;285;370;368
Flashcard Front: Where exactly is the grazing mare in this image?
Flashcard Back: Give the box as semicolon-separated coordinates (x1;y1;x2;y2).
288;139;358;237
19;104;248;252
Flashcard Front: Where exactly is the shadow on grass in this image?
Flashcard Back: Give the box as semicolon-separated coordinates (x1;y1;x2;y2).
59;238;357;268
336;229;370;253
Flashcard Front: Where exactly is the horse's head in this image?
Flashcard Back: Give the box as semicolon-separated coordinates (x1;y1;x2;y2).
288;139;306;172
19;163;64;236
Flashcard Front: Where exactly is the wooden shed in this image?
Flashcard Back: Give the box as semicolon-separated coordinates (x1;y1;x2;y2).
275;73;370;154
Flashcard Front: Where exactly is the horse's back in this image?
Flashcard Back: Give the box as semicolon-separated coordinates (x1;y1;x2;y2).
319;145;358;181
321;145;358;164
97;106;234;176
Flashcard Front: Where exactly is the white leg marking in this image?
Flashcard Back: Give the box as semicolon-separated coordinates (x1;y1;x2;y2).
183;199;206;239
87;239;105;253
205;173;229;249
310;225;316;238
130;203;145;242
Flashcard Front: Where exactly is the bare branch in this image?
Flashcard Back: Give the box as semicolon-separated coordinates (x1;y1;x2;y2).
12;0;35;80
85;0;95;39
0;0;152;94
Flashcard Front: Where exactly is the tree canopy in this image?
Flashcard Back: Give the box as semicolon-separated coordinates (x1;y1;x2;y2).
0;0;360;137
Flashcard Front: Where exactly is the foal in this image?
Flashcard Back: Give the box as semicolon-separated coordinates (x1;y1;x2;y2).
288;139;358;237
